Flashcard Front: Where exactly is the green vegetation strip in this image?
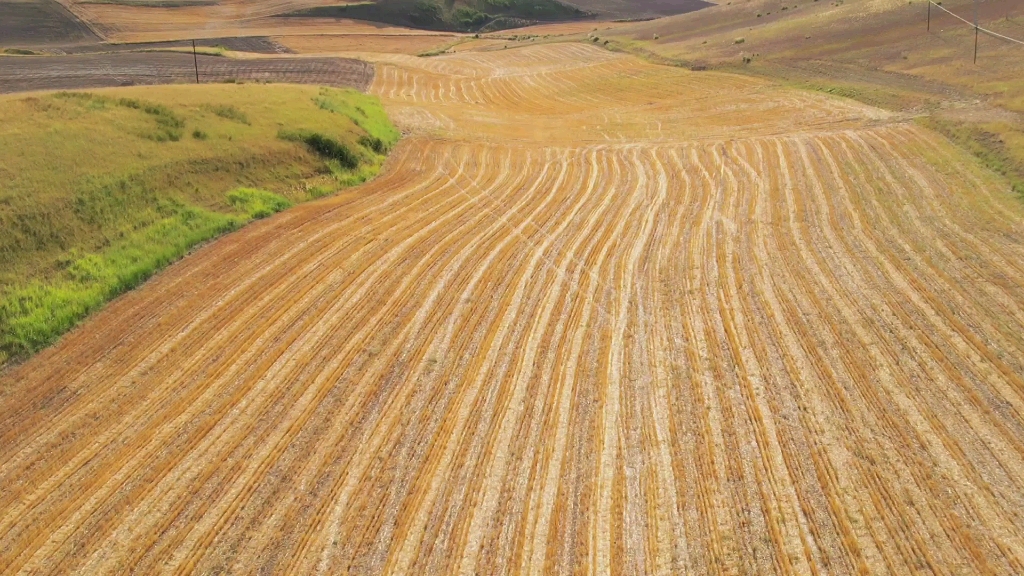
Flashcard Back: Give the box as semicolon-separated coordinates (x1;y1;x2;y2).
918;117;1024;198
2;207;240;362
0;85;398;365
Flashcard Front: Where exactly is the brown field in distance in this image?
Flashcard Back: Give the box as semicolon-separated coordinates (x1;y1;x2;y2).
0;52;373;93
276;32;457;55
3;35;1024;574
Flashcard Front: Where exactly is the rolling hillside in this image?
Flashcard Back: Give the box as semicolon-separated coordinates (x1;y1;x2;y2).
3;42;1024;573
604;0;1024;195
0;84;397;365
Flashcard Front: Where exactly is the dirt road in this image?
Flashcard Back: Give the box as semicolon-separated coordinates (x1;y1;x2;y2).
2;43;1024;574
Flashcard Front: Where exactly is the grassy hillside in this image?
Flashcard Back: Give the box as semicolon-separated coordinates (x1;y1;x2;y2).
281;0;591;32
0;83;399;366
603;0;1024;197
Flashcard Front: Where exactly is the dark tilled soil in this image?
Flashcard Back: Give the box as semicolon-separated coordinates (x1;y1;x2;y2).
0;0;100;47
0;53;373;93
60;36;294;55
564;0;712;19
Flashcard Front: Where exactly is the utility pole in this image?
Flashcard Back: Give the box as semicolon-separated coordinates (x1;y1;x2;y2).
191;39;198;83
974;0;979;63
927;0;931;31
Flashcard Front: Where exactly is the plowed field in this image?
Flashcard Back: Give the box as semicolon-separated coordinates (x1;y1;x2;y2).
0;53;372;93
3;43;1024;574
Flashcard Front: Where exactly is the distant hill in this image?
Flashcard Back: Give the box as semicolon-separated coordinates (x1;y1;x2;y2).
562;0;713;20
280;0;596;32
280;0;713;32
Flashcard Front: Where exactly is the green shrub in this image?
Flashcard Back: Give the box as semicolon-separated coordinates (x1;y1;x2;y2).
192;129;208;140
279;129;360;169
453;6;489;30
411;0;444;25
359;135;388;154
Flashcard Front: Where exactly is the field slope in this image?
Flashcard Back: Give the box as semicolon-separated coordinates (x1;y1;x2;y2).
0;84;397;365
2;42;1024;574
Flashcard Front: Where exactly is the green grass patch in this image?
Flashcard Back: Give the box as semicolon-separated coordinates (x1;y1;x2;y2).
0;83;398;366
53;92;188;140
313;87;400;148
278;129;360;169
227;187;292;219
0;206;239;363
204;103;250;124
2;48;38;55
919;117;1024;198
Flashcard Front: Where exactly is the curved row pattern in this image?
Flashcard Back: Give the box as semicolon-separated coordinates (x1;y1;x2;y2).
2;42;1024;575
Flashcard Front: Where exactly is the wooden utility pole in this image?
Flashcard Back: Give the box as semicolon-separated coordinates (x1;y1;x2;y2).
974;0;979;63
927;0;931;31
192;40;200;83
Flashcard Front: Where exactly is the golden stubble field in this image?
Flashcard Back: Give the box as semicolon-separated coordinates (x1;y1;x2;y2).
3;42;1024;574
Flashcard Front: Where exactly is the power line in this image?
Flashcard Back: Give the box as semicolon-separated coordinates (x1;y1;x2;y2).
928;0;1024;46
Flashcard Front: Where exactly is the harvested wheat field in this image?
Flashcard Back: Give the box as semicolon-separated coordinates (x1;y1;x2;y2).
4;42;1024;574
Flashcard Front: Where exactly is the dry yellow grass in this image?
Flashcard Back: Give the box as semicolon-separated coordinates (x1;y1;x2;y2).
3;41;1024;574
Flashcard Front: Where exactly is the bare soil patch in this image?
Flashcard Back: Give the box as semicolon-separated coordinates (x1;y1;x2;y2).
0;53;372;93
0;0;100;47
58;35;293;54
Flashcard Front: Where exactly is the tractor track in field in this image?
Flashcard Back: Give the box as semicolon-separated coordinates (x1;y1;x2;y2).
3;42;1024;574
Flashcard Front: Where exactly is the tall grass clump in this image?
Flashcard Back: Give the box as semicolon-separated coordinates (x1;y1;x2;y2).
116;97;186;141
278;129;360;169
227;187;292;218
204;103;250;124
359;135;388;154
